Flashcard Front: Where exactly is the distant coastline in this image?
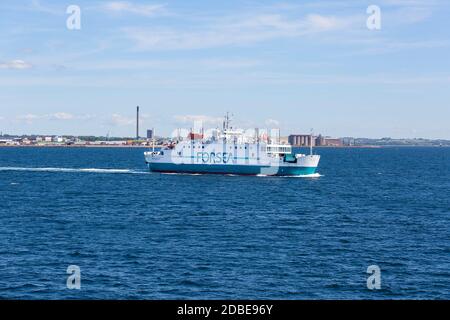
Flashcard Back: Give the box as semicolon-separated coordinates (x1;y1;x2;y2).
1;134;449;148
0;144;151;148
1;144;448;149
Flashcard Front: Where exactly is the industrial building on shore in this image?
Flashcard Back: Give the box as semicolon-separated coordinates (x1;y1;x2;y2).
288;134;343;147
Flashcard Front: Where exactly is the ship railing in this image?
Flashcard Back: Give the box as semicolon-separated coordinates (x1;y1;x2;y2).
144;151;163;157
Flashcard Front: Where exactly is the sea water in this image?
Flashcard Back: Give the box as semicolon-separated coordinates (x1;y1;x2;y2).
0;147;449;299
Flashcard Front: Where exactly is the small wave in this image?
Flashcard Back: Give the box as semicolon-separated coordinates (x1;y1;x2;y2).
0;167;145;174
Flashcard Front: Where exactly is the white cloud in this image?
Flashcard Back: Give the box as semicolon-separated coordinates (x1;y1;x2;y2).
119;3;436;52
304;14;346;31
50;112;74;120
17;114;40;120
102;1;166;17
199;59;261;69
16;113;94;124
341;38;450;56
382;6;433;25
29;0;62;15
125;13;354;51
0;60;33;70
110;114;135;126
65;58;260;71
16;114;41;124
380;0;441;6
265;119;280;127
174;115;223;125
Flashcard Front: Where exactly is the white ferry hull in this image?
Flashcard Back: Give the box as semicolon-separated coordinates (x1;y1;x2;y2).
147;162;318;176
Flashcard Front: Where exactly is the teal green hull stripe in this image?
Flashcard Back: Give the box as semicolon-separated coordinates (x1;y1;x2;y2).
149;163;317;176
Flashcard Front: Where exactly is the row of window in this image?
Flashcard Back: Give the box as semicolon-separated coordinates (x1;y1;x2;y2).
176;151;259;159
183;145;262;151
266;147;290;152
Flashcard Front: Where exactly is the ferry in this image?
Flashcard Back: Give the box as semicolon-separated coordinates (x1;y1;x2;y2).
144;116;320;176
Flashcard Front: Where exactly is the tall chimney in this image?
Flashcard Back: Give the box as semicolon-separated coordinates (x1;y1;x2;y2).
136;106;140;140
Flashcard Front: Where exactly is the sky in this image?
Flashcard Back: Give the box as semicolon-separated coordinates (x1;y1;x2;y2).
0;0;449;138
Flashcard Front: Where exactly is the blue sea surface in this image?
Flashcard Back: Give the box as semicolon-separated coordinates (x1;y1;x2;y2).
0;147;449;299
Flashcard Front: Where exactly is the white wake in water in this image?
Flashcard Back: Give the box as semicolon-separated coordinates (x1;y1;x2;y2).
293;173;323;178
257;173;323;178
0;167;321;178
160;172;203;176
0;167;148;174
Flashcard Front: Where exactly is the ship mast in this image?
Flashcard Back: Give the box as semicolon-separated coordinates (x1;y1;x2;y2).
223;112;231;142
225;112;230;131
